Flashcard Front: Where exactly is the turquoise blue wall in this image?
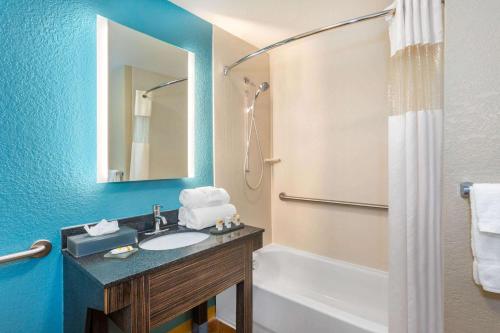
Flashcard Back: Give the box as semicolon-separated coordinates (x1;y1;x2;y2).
0;1;213;332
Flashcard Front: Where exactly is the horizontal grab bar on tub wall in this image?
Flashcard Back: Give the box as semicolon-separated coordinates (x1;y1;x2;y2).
0;240;52;265
279;192;388;210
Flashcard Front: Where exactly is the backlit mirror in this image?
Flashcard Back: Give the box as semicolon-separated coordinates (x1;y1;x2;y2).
97;16;195;183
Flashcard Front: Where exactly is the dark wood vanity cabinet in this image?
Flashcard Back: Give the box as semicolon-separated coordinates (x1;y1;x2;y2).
64;228;263;333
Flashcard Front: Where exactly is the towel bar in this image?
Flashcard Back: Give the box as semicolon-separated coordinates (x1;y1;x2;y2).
0;240;52;265
460;182;473;198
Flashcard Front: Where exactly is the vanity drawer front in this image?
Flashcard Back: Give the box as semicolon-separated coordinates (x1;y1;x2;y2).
149;241;246;327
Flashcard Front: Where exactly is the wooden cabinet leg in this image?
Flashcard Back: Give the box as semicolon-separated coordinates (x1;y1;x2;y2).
236;280;252;333
85;308;108;333
236;242;253;333
130;275;150;333
192;301;208;333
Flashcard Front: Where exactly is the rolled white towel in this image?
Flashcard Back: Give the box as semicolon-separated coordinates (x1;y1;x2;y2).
178;207;188;226
179;204;236;230
179;186;230;209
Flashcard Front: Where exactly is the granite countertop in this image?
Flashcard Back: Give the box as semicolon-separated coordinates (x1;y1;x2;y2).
63;225;264;288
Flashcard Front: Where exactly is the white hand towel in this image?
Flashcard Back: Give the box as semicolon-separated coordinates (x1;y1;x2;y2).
471;184;500;234
179;204;236;230
179;187;230;209
470;185;500;292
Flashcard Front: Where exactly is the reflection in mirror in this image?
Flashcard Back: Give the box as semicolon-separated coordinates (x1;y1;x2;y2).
97;16;195;183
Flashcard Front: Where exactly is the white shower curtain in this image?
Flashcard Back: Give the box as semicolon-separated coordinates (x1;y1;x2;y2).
129;90;152;181
387;1;443;332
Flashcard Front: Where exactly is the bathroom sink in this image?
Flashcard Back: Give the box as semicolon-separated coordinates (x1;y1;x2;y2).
139;232;209;251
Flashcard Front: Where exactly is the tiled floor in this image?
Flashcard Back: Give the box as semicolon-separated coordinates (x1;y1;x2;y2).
208;319;236;333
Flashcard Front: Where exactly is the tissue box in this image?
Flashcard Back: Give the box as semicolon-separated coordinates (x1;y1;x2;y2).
67;226;138;258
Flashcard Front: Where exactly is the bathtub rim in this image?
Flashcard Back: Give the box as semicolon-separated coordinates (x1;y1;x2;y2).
255;243;388;279
252;243;388;333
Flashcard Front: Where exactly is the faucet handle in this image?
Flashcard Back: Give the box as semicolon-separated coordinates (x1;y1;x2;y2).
153;204;162;216
156;215;168;226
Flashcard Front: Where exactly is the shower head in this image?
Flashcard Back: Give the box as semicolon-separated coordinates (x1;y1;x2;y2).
254;82;270;99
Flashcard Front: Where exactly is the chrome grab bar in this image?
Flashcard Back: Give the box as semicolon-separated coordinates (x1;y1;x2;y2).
0;240;52;265
279;192;388;210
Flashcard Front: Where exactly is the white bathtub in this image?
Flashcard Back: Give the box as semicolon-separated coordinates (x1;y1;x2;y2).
216;244;387;333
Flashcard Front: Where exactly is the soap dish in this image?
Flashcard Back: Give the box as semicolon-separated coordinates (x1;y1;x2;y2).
209;223;245;235
104;247;138;259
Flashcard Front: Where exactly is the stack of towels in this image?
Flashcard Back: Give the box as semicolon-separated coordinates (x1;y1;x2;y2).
470;184;500;293
178;186;236;230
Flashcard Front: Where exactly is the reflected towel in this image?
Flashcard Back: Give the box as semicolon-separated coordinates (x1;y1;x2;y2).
179;187;230;209
134;90;152;116
179;204;236;230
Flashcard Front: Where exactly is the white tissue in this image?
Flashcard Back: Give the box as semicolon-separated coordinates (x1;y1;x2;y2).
84;219;119;237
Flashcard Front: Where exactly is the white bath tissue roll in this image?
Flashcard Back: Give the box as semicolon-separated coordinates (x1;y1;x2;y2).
179;186;230;209
183;204;237;230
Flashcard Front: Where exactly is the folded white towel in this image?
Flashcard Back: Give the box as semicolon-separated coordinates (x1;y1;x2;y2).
471;184;500;234
471;185;500;292
179;204;236;230
178;207;188;226
179;186;230;209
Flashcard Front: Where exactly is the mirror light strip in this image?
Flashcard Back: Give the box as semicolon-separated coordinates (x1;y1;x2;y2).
96;15;109;183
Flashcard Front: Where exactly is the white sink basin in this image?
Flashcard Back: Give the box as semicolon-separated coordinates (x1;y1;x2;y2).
139;232;209;251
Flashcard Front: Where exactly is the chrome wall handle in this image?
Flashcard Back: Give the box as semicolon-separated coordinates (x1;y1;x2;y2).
0;240;52;265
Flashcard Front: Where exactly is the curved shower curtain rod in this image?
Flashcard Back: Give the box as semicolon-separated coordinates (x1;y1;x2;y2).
223;8;395;75
224;0;445;76
142;78;187;98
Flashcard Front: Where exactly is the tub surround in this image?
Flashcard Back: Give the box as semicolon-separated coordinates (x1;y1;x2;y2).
269;0;389;270
212;26;272;246
63;213;263;332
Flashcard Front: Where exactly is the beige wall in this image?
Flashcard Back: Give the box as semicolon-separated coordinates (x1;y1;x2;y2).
213;26;272;245
443;1;500;331
269;0;390;270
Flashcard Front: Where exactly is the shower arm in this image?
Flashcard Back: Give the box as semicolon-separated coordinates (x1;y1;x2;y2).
142;78;188;98
223;8;395;76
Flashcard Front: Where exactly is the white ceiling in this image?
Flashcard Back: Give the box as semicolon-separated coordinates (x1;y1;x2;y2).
170;0;392;48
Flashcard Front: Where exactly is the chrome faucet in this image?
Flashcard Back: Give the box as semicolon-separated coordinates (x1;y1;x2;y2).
146;204;168;236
